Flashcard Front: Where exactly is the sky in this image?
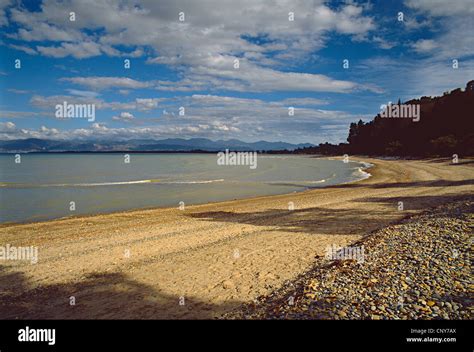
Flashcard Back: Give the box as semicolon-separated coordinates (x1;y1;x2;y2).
0;0;473;144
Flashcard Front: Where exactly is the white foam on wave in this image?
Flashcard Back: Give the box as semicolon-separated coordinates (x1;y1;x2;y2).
352;162;373;180
54;179;226;186
46;180;154;187
160;179;225;184
265;179;327;184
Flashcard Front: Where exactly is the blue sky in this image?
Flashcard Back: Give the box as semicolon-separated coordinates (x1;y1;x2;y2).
1;0;473;144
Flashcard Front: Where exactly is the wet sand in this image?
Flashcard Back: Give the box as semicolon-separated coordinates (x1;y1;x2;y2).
0;157;473;319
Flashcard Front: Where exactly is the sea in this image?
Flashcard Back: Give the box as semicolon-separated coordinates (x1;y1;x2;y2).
0;153;371;223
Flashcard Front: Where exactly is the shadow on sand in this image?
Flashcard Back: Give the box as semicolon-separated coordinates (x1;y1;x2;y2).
0;266;242;319
187;193;473;236
354;194;474;211
425;157;474;166
187;206;399;236
325;178;474;189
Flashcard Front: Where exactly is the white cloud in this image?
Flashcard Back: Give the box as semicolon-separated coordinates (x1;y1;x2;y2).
6;0;377;93
373;36;396;50
15;23;83;42
279;97;328;106
152;54;367;93
66;89;100;98
0;0;12;26
37;41;102;59
356;56;474;100
30;94;167;112
63;66;368;93
410;39;438;53
403;17;431;30
0;110;43;119
112;112;135;122
9;44;38;55
0;123;243;141
62;76;152;90
405;0;474;60
30;94;104;111
9;91;366;143
39;125;59;135
0;121;16;131
405;0;474;16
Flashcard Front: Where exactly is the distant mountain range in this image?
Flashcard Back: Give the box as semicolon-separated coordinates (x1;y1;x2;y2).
0;137;313;153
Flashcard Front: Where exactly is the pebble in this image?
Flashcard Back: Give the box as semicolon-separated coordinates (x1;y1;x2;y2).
223;201;473;320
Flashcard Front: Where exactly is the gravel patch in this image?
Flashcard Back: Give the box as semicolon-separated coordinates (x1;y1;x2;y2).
224;201;473;320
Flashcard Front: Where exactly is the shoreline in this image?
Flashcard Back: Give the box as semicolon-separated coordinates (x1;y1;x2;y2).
0;157;472;319
0;156;375;227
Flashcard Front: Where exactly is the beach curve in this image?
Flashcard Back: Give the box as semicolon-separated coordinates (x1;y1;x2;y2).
0;157;473;319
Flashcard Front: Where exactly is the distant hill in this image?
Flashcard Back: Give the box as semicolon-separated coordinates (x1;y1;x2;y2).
0;137;313;153
294;80;474;157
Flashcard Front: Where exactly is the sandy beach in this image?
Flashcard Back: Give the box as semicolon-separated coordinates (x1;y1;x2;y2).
0;157;473;319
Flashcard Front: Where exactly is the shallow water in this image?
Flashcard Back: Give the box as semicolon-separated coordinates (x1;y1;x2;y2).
0;153;370;223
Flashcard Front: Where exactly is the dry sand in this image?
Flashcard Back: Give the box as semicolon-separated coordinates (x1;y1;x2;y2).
0;157;473;319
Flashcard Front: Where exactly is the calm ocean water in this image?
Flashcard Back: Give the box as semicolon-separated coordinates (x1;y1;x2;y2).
0;153;371;223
